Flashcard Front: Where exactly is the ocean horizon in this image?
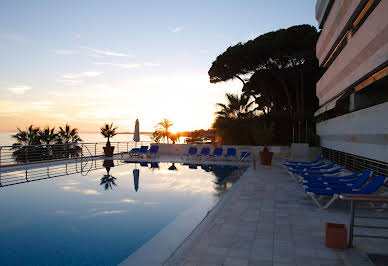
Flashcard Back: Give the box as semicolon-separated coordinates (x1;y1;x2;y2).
0;132;153;147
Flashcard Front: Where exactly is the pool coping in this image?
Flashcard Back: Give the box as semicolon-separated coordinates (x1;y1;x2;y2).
118;165;252;266
162;166;253;265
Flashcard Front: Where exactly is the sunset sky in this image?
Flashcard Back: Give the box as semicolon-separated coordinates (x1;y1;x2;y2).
0;0;317;133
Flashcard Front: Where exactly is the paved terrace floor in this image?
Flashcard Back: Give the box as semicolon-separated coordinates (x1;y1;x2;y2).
165;162;388;266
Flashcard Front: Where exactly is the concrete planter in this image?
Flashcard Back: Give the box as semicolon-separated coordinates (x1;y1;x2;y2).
103;146;115;157
259;151;274;165
325;222;348;249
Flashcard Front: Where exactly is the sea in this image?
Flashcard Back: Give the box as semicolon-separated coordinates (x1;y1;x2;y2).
0;132;154;147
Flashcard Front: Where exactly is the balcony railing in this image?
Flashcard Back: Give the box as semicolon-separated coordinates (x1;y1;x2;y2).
0;141;151;168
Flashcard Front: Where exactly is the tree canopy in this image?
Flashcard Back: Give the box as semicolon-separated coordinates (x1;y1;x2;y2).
209;25;321;145
209;24;320;121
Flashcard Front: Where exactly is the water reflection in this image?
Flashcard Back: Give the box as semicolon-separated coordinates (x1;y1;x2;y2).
0;160;247;265
133;168;139;192
100;160;117;190
168;163;177;171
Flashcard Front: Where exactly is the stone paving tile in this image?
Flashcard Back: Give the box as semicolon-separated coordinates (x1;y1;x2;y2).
166;164;353;265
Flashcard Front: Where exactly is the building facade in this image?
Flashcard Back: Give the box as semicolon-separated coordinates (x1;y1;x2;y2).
314;0;388;171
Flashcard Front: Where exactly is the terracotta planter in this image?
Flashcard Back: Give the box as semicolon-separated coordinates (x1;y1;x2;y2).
325;223;348;249
259;151;274;165
103;146;115;157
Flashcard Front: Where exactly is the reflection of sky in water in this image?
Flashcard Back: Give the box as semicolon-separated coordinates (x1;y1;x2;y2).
0;161;244;265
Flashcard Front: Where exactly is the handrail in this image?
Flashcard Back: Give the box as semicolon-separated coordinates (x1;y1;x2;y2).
340;194;388;248
0;141;152;168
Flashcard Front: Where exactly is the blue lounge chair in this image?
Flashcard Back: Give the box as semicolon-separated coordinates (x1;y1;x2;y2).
189;164;197;169
127;147;140;157
183;146;197;159
138;146;148;156
287;162;327;170
289;167;343;183
224;147;237;160
209;148;223;160
304;175;387;209
302;171;362;183
240;151;251;162
150;162;159;169
287;163;336;172
146;145;159;157
201;164;211;172
140;162;148;167
196;147;210;160
284;154;323;165
303;170;373;190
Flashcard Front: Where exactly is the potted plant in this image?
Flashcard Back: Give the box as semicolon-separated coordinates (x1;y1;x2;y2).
253;122;275;165
100;123;118;157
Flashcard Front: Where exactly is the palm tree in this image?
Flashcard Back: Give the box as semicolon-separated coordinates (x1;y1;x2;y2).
155;118;173;143
216;93;253;119
100;123;117;146
11;125;42;162
12;125;41;146
58;124;82;143
100;174;117;190
39;126;57;145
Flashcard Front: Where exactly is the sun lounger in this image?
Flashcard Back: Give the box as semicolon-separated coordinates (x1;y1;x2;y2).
240;151;251;162
209;148;223;160
224;147;237;160
146;145;159;157
138;146;148;156
304;174;387;209
302;170;373;190
189;164;197;169
122;147;140;158
287;162;329;170
289;167;343;183
284;154;323;165
301;171;362;183
182;146;197;159
196;147;210;160
150;162;159;169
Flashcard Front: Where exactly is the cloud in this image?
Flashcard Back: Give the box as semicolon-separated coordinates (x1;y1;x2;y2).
0;33;24;41
63;71;103;79
82;189;101;195
31;101;54;105
170;26;183;33
121;199;136;204
81;46;129;57
144;202;160;205
7;86;32;95
53;49;76;55
143;62;160;67
95;62;140;69
81;210;127;219
75;33;81;39
61;186;101;195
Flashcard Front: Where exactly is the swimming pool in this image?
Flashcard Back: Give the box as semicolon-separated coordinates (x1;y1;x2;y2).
0;159;246;265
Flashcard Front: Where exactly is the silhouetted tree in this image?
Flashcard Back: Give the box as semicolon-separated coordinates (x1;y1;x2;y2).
155;118;173;143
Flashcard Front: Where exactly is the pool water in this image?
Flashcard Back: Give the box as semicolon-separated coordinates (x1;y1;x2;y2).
0;160;245;265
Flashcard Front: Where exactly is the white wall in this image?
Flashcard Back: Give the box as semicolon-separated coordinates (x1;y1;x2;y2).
316;102;388;162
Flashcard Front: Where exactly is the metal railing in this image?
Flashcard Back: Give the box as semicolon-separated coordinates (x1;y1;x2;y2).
0;141;152;168
322;147;388;178
0;158;125;187
340;194;388;248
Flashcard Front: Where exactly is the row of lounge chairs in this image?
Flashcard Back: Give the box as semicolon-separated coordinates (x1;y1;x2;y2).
183;147;251;162
123;145;251;162
127;145;160;158
283;155;387;209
